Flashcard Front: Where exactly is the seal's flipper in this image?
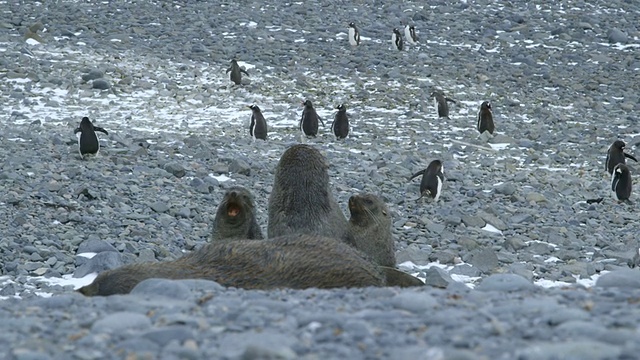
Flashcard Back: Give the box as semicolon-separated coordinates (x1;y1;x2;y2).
381;267;425;287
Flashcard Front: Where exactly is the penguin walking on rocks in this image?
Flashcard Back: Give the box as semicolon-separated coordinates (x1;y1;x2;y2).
409;160;444;202
300;100;325;138
248;105;268;141
611;163;632;201
74;117;108;159
392;28;403;51
226;59;249;85
348;22;360;46
606;140;638;175
477;101;495;134
332;104;350;140
430;91;456;119
404;25;418;45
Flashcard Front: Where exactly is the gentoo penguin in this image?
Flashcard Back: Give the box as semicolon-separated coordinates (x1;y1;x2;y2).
430;91;456;119
248;105;268;141
611;163;632;201
409;160;445;202
332;104;350;140
74;117;108;159
226;59;249;85
404;25;418;45
477;101;495;134
392;28;403;51
300;100;325;138
348;22;360;46
606;140;638;175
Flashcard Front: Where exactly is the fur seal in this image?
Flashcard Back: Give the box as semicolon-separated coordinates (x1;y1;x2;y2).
606;140;638;175
299;100;325;138
267;144;350;241
77;234;387;296
331;104;350;140
346;193;396;267
392;28;403;51
226;59;249;85
477;101;495;134
210;186;264;241
348;22;360;46
404;25;418;45
612;163;632;201
74;117;108;159
430;91;456;119
409;160;445;202
248;105;268;141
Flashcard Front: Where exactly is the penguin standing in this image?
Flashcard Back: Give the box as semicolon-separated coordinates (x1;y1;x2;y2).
611;163;632;201
392;28;403;51
248;105;268;141
409;160;445;202
348;22;360;46
477;101;495;134
226;59;249;85
606;140;638;175
331;104;350;140
299;100;325;138
74;117;108;159
430;91;456;119
404;25;418;45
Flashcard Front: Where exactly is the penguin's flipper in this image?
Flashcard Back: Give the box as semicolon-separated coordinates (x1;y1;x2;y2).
318;115;325;127
225;67;231;74
94;126;109;135
74;127;81;134
241;69;249;76
408;169;426;181
625;153;638;162
446;97;456;104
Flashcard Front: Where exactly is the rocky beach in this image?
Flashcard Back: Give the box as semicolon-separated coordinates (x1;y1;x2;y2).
1;0;640;358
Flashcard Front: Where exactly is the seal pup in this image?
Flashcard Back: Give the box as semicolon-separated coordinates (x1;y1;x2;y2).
77;234;387;296
210;186;264;242
267;144;350;241
430;91;456;119
606;140;638;175
611;163;632;201
74;117;109;159
348;22;360;46
477;101;495;134
299;100;325;138
346;193;395;267
409;160;445;202
226;59;249;85
248;105;268;141
404;24;418;45
392;28;403;51
331;104;350;140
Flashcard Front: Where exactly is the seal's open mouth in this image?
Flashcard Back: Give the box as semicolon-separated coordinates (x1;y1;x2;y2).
227;203;241;217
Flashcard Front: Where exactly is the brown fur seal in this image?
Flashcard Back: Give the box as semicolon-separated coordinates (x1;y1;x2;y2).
267;144;350;242
77;234;386;296
210;186;263;241
346;193;396;267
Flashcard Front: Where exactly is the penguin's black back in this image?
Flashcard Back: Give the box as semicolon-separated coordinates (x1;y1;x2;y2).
612;164;632;201
332;105;349;139
77;117;100;155
300;100;319;137
249;105;268;140
606;140;628;175
477;101;495;134
422;160;444;198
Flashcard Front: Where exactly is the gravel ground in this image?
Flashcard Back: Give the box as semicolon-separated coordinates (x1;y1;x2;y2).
1;0;640;358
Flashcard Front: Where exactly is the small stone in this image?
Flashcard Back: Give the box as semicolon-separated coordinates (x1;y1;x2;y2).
82;69;104;81
92;79;110;90
423;267;453;288
476;274;536;292
92;312;152;333
608;28;628;44
229;159;251;176
73;251;123;278
461;215;486;228
495;182;517;195
468;248;500;273
595;269;640;289
389;291;438;312
149;202;170;213
164;162;186;178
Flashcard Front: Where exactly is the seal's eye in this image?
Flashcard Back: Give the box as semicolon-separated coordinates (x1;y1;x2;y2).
382;211;388;216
